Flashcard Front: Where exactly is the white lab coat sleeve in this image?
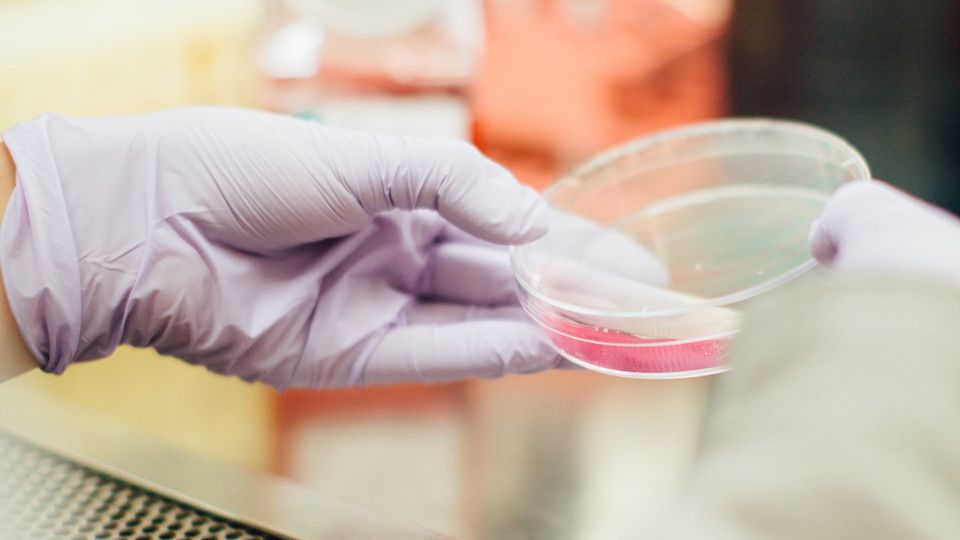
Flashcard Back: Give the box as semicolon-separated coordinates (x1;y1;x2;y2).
658;277;960;540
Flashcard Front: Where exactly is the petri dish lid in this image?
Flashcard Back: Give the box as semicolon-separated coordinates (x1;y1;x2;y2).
512;119;871;320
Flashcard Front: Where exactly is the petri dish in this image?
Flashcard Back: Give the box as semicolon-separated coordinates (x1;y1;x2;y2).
511;119;870;378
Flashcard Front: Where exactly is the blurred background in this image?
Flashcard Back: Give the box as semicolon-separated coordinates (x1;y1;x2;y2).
0;0;956;538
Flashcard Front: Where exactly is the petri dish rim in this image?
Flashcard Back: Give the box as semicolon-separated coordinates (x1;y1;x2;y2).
516;291;740;346
557;350;732;379
511;118;871;320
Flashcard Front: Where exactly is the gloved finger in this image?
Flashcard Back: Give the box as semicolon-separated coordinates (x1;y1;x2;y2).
333;131;551;245
810;180;924;267
402;302;528;325
417;241;519;306
435;207;671;310
402;298;584;372
809;180;960;277
808;217;837;265
807;180;881;266
439;221;502;247
440;209;670;287
524;210;671;286
145;109;548;249
361;319;562;386
403;302;582;371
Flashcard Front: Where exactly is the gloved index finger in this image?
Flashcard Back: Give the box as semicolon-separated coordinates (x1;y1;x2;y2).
344;132;551;245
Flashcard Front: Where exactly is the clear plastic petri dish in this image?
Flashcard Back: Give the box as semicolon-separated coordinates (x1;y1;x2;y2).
510;119;870;378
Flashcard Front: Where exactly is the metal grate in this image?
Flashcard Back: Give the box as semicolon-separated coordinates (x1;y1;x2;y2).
0;431;283;540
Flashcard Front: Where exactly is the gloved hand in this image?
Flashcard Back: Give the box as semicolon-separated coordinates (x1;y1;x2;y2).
0;107;562;389
810;180;960;286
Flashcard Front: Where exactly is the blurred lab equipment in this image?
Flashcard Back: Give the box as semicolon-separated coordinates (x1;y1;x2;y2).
258;0;482;139
0;0;262;128
658;276;960;539
473;0;732;188
730;0;960;211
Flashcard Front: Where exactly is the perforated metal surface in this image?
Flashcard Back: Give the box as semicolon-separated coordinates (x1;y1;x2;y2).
0;431;283;540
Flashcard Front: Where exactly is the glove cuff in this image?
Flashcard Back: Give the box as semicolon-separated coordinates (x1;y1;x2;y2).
0;118;84;374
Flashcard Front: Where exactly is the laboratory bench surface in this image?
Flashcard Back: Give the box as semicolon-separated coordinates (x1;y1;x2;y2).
0;369;710;539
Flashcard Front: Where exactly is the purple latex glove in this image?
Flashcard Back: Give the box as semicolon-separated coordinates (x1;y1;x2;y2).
0;107;562;389
810;180;960;286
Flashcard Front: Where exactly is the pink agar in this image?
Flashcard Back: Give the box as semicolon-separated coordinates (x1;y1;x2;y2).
544;317;728;374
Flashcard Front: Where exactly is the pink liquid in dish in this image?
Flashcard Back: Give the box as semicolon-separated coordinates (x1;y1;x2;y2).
544;317;729;374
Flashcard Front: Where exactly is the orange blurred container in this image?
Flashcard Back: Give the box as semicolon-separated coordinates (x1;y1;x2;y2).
473;0;732;189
